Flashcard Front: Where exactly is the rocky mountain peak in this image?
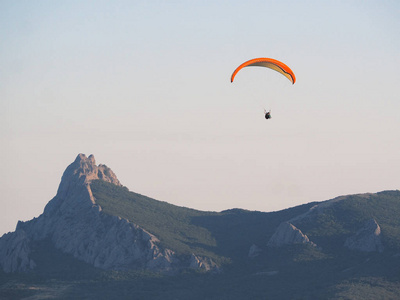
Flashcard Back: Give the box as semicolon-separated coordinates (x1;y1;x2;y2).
1;154;218;274
52;153;121;207
59;153;121;192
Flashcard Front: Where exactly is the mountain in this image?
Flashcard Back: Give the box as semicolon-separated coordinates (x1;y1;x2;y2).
0;154;220;274
1;154;400;299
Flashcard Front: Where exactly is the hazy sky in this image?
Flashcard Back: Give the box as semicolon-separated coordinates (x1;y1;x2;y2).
1;1;399;235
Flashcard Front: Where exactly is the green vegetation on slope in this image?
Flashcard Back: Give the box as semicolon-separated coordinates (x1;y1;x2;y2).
91;180;223;261
298;191;400;251
90;180;315;262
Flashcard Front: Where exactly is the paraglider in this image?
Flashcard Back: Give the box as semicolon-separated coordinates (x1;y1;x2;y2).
231;57;296;119
264;109;271;119
231;57;295;84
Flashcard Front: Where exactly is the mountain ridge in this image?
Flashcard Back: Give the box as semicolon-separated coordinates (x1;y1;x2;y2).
1;154;399;299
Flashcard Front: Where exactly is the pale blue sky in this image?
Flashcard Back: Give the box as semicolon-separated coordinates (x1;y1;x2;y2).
1;1;399;235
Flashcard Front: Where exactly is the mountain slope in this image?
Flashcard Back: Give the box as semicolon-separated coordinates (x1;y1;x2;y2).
91;179;316;262
1;154;399;299
91;180;222;261
292;191;400;252
0;154;218;274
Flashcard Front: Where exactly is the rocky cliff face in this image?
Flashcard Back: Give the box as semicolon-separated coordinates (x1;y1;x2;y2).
267;222;316;248
189;254;220;272
0;154;213;273
0;230;36;273
344;219;384;253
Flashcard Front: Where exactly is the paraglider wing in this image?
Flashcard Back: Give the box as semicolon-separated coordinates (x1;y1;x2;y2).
231;58;296;84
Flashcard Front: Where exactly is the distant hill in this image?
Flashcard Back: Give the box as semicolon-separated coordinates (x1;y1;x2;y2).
1;154;399;299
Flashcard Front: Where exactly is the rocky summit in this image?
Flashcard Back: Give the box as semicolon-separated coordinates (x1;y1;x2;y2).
0;154;214;273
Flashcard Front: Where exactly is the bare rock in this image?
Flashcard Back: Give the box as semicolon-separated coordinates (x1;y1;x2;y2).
344;219;384;252
267;222;316;248
0;229;36;273
56;153;121;201
189;254;219;272
0;154;182;273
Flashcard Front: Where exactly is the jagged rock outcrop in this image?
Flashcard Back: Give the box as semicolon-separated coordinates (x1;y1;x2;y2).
0;229;36;273
189;254;220;272
267;222;316;248
344;219;384;252
0;154;215;273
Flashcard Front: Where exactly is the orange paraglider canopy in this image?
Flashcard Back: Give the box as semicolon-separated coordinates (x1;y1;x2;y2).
231;58;296;84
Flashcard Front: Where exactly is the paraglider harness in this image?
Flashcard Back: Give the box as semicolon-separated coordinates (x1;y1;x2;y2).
264;109;271;119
